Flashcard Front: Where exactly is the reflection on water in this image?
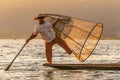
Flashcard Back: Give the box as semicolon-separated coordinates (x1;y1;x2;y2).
0;39;120;80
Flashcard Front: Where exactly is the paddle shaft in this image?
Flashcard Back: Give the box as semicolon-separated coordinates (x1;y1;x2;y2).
5;42;28;71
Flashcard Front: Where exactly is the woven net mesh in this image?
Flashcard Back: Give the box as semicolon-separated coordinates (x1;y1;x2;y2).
44;13;103;61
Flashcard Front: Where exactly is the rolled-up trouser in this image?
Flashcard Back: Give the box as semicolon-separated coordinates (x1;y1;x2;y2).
45;35;72;64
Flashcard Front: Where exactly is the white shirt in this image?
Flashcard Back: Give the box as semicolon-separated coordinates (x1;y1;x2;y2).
33;21;56;42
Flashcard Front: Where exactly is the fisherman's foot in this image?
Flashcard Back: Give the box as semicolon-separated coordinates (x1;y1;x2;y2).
68;52;72;55
68;50;73;55
47;61;52;64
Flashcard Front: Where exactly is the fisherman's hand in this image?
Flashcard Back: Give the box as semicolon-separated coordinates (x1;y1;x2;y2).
26;39;30;43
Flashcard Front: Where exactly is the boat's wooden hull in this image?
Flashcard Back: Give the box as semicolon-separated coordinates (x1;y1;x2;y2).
43;63;120;70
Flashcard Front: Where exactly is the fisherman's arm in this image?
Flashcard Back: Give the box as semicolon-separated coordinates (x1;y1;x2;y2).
26;33;37;43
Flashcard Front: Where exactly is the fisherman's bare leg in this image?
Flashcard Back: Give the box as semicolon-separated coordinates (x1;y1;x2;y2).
45;41;54;64
55;36;72;55
55;36;80;61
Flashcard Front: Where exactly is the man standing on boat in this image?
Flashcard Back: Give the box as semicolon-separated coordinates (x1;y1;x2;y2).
26;14;79;64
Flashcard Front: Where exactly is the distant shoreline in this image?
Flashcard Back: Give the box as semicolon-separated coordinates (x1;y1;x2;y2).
101;38;120;40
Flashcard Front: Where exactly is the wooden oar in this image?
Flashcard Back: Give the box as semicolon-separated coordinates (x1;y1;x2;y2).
5;41;28;71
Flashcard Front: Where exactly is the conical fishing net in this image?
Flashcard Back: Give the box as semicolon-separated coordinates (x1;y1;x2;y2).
43;13;103;62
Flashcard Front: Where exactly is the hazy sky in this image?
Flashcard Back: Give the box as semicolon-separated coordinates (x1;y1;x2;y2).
0;0;120;38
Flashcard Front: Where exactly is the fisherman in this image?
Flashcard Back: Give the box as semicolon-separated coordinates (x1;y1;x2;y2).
26;14;80;64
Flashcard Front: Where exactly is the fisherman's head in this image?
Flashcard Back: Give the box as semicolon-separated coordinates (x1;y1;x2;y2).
34;14;46;24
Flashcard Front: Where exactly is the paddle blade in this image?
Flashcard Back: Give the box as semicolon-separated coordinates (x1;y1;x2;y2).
5;64;11;71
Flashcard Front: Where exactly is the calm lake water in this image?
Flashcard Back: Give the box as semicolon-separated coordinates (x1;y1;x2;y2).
0;39;120;80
